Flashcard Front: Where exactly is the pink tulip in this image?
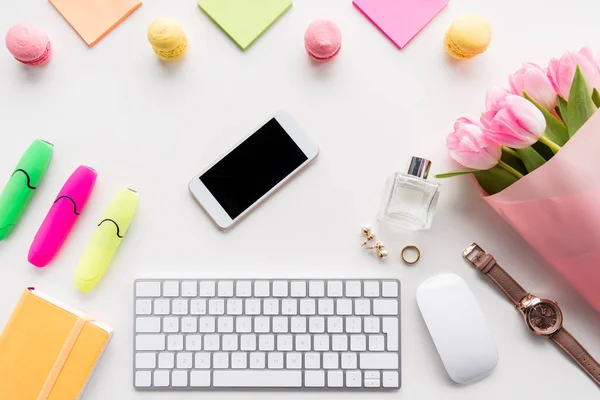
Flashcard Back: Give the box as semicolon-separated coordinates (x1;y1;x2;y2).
509;63;557;111
481;92;546;149
446;117;502;170
547;47;600;99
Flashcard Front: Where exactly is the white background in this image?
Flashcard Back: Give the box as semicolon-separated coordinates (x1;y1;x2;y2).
1;0;599;398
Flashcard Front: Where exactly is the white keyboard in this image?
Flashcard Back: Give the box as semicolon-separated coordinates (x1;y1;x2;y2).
134;279;401;390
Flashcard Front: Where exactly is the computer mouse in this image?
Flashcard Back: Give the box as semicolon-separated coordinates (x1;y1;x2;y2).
416;273;498;384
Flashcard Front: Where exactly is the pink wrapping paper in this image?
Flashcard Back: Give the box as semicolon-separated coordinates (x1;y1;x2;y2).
484;110;600;312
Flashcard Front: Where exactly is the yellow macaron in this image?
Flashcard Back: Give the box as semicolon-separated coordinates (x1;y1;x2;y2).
147;17;188;61
444;15;491;60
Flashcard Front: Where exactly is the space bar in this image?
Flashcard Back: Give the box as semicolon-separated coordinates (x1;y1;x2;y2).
213;371;302;387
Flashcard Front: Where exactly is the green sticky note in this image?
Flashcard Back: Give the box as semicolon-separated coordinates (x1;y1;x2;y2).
198;0;292;50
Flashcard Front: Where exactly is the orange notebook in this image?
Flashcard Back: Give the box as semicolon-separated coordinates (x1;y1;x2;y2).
0;288;113;400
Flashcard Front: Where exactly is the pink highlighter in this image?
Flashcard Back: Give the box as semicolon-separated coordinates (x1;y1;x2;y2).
28;165;97;267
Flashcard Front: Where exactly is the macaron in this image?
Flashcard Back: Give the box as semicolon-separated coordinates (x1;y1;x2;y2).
304;19;342;62
444;15;492;60
147;17;188;61
5;24;52;66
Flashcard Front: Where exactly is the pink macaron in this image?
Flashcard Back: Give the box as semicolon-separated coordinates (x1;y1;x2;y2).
304;19;342;62
5;23;52;66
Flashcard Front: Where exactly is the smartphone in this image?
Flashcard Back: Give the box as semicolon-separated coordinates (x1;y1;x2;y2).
189;111;319;229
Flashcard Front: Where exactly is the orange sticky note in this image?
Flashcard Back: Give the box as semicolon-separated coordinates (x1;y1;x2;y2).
50;0;142;47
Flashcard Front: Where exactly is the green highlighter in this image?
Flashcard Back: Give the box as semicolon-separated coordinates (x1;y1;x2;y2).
0;139;53;241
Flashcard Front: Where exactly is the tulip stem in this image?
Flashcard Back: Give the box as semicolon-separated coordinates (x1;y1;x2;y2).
501;146;521;159
498;160;524;179
538;136;561;154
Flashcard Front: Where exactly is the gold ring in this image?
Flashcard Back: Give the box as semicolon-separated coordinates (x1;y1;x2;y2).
401;245;420;265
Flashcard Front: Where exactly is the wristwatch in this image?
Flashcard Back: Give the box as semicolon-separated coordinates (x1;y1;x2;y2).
463;243;600;387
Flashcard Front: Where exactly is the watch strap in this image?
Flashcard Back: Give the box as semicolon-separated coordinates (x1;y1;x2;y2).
551;328;600;386
463;243;528;306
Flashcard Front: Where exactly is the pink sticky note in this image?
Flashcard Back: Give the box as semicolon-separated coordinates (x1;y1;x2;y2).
353;0;449;49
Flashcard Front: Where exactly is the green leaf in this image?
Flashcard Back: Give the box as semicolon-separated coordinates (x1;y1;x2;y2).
473;167;519;195
435;168;480;179
523;92;569;146
593;88;600;108
566;65;597;136
516;147;546;173
531;141;554;161
557;96;568;123
500;148;527;175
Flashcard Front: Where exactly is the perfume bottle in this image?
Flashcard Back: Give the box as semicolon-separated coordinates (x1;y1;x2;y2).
378;157;441;231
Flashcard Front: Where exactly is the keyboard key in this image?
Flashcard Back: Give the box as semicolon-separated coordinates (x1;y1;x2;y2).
327;317;343;333
332;335;348;351
364;281;380;297
336;299;352;315
346;371;361;387
365;371;380;379
172;299;188;315
199;317;215;332
136;317;160;333
295;335;311;351
218;281;234;297
246;299;261;315
236;281;252;297
204;334;219;350
282;300;297;315
190;370;211;387
227;299;242;315
158;352;174;368
318;299;334;315
154;370;169;387
314;334;329;351
268;352;284;369
177;352;193;368
309;317;325;333
360;353;399;369
241;334;256;351
135;352;156;368
236;317;251;333
222;334;238;351
232;352;247;368
383;371;400;388
135;371;151;387
291;317;307;333
154;299;170;315
277;335;293;351
373;300;398;315
254;281;270;297
286;352;302;369
346;317;361;333
272;317;288;333
382;281;398;297
213;352;229;368
365;378;380;387
345;281;361;297
305;370;325;387
304;352;320;369
181;281;198;297
328;371;343;387
383;318;399;351
259;335;275;351
194;352;211;369
263;299;279;315
199;281;215;297
309;281;325;297
136;334;165;351
369;335;385;351
364;317;380;333
327;281;343;297
172;370;188;387
323;352;338;369
291;281;307;297
136;281;160;297
254;317;270;333
300;299;316;315
249;352;265;368
213;371;301;387
218;317;234;333
272;281;288;297
209;299;225;315
181;317;197;333
163;281;179;297
190;299;206;315
136;299;152;315
163;317;179;333
351;335;366;351
355;299;370;315
168;335;183;351
185;335;202;350
341;352;357;369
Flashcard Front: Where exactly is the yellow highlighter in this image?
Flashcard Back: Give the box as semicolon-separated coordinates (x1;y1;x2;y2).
74;188;139;292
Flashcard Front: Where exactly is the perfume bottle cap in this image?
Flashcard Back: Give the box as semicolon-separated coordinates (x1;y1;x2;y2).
407;157;431;179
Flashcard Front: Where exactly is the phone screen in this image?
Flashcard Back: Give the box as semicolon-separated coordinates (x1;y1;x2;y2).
200;118;308;219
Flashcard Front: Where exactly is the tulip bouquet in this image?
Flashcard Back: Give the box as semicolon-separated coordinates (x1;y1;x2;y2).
438;47;600;312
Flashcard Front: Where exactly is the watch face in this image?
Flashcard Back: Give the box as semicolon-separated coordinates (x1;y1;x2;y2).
527;301;563;335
